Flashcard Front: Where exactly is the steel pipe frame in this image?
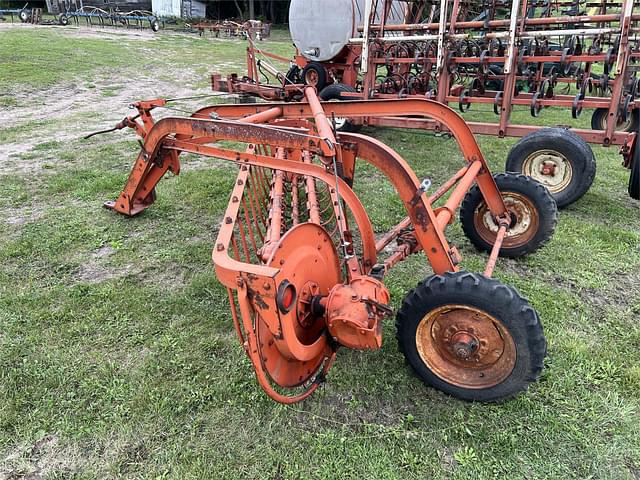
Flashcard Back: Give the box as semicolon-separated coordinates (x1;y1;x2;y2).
361;13;640;32
207;98;510;268
366;0;637;148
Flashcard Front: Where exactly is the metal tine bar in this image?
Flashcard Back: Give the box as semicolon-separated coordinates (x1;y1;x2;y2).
302;151;321;224
249;166;269;232
241;146;265;248
247;172;267;241
256;164;272;210
236;213;252;263
227;287;245;343
291;175;300;226
262;165;286;258
242;196;260;254
259;167;273;227
251;164;268;223
230;231;241;260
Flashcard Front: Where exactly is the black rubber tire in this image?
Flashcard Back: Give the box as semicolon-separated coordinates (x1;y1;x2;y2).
285;65;302;84
58;13;69;26
150;19;160;32
319;83;360;133
629;140;640;200
505;127;596;208
591;107;639;132
19;10;28;22
301;62;328;91
460;172;557;258
396;271;546;402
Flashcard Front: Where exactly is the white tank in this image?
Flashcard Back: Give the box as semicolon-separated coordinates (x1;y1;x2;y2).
289;0;406;62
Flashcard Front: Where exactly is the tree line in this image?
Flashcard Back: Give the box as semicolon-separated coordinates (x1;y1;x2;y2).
211;0;291;24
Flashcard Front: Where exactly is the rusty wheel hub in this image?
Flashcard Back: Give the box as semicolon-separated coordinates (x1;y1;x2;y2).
305;69;319;86
475;191;539;248
450;331;479;359
522;149;573;193
297;281;320;328
415;305;516;388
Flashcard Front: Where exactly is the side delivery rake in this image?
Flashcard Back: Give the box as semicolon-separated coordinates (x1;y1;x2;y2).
99;87;557;403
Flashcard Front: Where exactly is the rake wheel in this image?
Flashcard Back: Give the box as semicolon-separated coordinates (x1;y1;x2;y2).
460;173;557;258
396;271;546;402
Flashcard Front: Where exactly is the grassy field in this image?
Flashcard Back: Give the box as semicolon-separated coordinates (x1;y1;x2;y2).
1;23;639;480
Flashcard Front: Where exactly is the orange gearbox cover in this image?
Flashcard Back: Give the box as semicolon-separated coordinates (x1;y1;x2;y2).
325;276;390;350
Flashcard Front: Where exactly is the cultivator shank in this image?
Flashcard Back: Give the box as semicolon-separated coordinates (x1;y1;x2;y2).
101;86;555;403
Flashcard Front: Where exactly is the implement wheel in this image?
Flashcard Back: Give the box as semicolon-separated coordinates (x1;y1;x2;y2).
506;127;596;208
396;272;546;402
460;173;557;258
630;140;640;200
319;83;360;132
591;107;638;132
301;62;328;91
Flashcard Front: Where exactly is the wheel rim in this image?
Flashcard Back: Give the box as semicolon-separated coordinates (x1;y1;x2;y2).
305;69;319;87
326;99;347;130
617;116;633;131
415;305;517;389
596;110;633;131
473;191;539;248
522;149;572;193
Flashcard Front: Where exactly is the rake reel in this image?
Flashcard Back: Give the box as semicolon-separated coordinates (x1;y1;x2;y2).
100;87;556;403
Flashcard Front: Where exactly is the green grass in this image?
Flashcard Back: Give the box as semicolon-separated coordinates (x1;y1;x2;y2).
1;25;640;479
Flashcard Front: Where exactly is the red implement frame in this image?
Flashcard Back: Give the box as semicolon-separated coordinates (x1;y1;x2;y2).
212;0;640;172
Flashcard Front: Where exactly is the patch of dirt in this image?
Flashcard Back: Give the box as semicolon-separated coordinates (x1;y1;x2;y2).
134;263;189;289
0;24;229;169
2;205;45;227
121;346;152;369
0;435;86;479
581;269;640;313
0;74;202;166
0;23;158;40
0;144;35;166
73;244;140;283
74;261;137;283
501;258;640;319
440;446;457;473
92;244;116;259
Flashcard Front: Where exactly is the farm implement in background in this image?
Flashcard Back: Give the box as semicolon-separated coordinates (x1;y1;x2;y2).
0;1;161;30
212;0;640;206
0;4;42;23
56;2;161;31
92;87;556;404
190;19;271;40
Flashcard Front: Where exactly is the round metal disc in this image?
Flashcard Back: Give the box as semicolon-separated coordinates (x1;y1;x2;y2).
415;304;517;389
474;191;540;249
522;149;573;193
258;223;341;388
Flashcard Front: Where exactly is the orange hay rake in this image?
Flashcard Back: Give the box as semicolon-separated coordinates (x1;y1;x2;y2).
99;86;556;403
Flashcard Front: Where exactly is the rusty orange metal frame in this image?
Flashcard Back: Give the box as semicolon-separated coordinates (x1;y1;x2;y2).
105;88;517;403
